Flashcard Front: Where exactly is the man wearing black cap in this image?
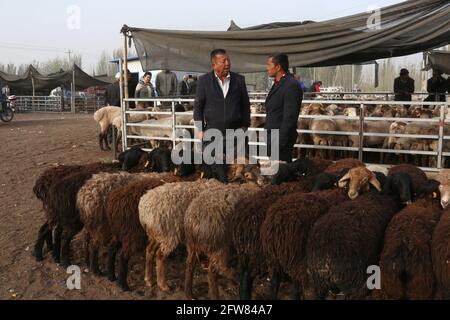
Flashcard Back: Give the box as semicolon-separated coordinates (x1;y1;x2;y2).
394;68;414;103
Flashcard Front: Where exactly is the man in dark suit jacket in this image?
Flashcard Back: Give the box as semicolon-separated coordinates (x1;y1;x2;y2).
179;74;190;96
394;68;414;103
265;53;303;162
194;49;250;159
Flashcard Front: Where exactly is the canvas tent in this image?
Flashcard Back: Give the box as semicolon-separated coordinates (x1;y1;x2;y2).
0;64;112;95
426;50;450;74
121;0;450;73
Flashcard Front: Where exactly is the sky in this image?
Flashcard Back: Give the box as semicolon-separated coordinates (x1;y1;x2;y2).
0;0;411;73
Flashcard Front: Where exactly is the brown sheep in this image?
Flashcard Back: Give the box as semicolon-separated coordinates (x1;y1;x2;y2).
230;182;308;299
432;207;450;299
105;174;183;291
324;158;364;176
184;183;261;299
33;164;83;262
261;188;349;300
380;195;442;299
306;188;402;300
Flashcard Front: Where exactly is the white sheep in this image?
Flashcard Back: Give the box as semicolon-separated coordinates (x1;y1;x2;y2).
93;106;121;151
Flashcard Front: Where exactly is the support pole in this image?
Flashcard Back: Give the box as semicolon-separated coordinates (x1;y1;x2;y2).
71;65;76;113
351;65;354;92
119;58;127;151
31;75;36;112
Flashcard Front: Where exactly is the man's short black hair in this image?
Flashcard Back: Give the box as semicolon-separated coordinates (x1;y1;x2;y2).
270;53;289;73
210;49;227;62
143;71;152;78
400;68;409;76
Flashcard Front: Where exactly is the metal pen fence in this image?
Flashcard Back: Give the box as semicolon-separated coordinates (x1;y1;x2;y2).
120;97;450;172
15;96;105;113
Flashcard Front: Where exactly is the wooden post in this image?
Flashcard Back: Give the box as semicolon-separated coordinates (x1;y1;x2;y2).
71;65;76;113
31;75;35;112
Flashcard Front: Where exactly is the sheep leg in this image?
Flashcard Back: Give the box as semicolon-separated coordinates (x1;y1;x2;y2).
118;255;131;291
207;263;220;300
98;133;106;151
290;281;301;300
34;222;51;261
155;248;170;292
269;270;281;300
60;231;75;268
89;247;102;276
239;260;254;300
144;240;159;287
184;247;197;300
106;244;119;281
52;226;62;263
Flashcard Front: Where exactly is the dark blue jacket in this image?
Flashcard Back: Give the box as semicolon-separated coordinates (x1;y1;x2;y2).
265;74;303;148
194;71;250;133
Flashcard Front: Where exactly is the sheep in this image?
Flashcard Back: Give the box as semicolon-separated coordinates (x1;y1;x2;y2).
261;187;350;300
138;179;224;292
366;164;389;176
432;207;450;299
379;184;442;300
118;146;148;171
93;106;121;151
324;158;365;176
380;121;408;164
306;175;408;299
77;172;140;275
388;164;428;199
46;162;122;267
33;164;83;262
184;183;261;300
105;174;184;291
436;169;450;209
230;182;309;300
112;112;149;150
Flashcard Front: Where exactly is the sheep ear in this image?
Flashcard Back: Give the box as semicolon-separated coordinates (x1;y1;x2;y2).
244;172;252;180
338;173;351;188
369;175;382;191
200;171;205;179
144;161;150;168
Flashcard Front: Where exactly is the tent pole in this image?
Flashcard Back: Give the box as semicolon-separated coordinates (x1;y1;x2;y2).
421;52;428;94
71;65;76;113
351;65;354;92
31;74;35;112
123;33;129;105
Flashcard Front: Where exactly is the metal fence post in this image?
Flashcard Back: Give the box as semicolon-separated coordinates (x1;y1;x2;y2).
171;101;177;149
437;102;445;169
119;58;127;152
358;103;365;161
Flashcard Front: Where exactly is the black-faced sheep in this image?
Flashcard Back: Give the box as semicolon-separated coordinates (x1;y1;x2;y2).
184;183;261;300
138;179;224;292
380;184;442;300
388;164;428;198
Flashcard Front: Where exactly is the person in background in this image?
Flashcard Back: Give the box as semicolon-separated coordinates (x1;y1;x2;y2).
265;53;303;162
179;74;190;96
104;72;121;107
126;69;138;109
394;68;414;103
424;69;448;104
189;75;198;95
295;75;306;92
156;69;178;97
135;71;156;109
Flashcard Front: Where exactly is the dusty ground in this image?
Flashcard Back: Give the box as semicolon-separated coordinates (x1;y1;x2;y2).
0;112;290;300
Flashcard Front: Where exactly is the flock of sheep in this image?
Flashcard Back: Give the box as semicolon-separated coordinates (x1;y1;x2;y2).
94;101;449;169
32;144;450;300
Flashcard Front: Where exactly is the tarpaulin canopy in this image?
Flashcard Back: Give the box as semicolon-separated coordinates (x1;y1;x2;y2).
0;64;112;95
426;50;450;74
122;0;450;73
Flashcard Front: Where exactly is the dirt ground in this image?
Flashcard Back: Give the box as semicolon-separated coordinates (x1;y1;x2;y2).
0;112;290;300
